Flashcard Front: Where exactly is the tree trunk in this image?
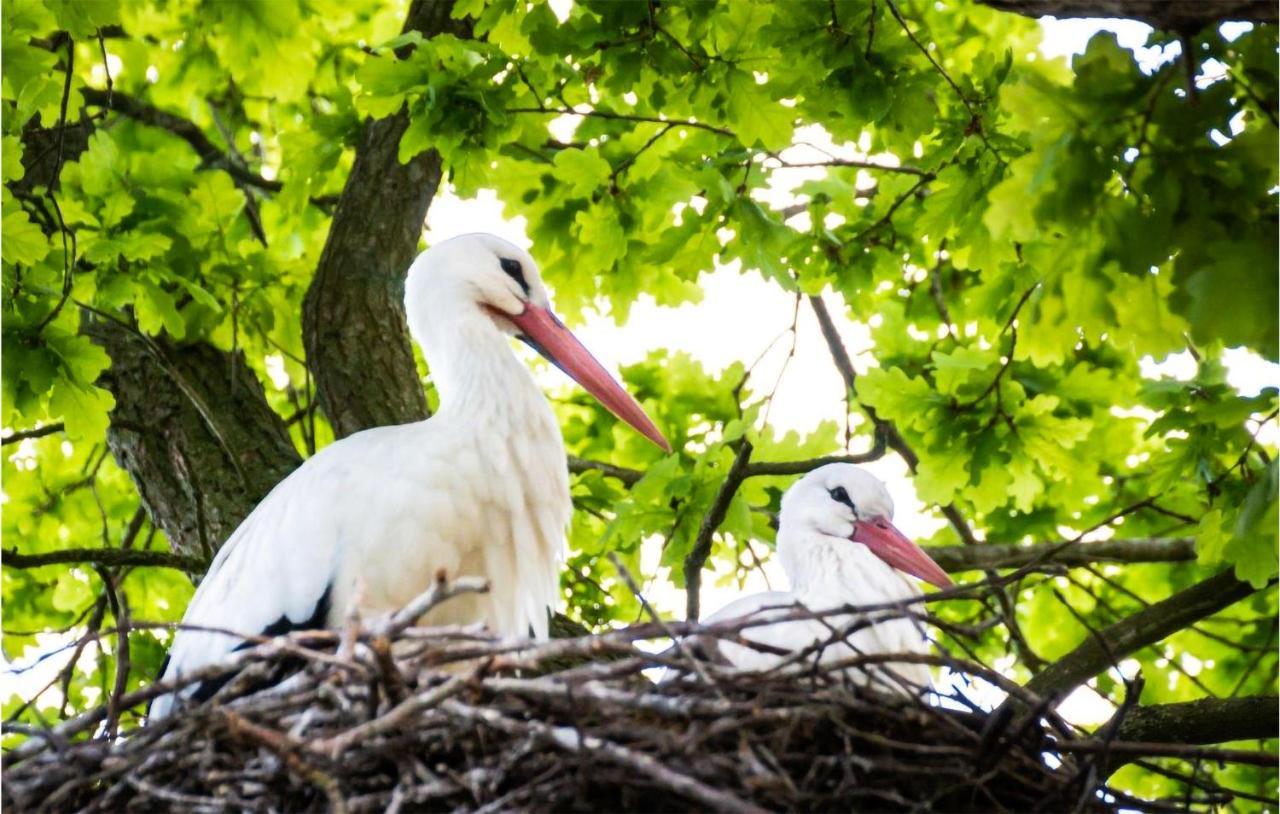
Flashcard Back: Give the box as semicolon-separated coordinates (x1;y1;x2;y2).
88;321;301;563
302;0;466;439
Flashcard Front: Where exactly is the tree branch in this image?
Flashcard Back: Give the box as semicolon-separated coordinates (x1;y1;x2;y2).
743;445;888;477
568;455;644;486
3;547;208;573
1025;569;1271;701
1056;740;1277;769
567;444;891;488
78;87;281;194
926;537;1196;573
1;423;65;445
1113;695;1279;746
684;441;753;621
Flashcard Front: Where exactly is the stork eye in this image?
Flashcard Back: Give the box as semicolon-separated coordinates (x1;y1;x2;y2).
829;486;855;511
499;257;530;295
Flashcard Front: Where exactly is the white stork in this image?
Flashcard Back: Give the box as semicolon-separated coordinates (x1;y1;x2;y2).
151;233;668;718
695;464;952;692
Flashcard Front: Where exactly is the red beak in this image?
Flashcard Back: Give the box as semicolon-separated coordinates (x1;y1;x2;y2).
509;304;671;453
852;517;953;589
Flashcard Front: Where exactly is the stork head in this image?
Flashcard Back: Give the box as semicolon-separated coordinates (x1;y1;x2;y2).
778;464;952;589
405;233;670;452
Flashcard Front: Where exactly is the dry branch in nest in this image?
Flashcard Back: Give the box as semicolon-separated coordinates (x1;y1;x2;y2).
0;579;1239;812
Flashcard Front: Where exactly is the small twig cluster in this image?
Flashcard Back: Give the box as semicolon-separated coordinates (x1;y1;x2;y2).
0;579;1220;813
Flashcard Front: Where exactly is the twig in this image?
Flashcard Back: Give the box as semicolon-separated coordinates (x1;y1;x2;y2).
3;547;208;572
440;699;769;814
684;440;754;620
1;423;65;445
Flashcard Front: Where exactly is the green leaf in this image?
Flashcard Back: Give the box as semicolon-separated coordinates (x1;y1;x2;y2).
1227;463;1279;587
48;378;114;440
858;367;937;430
135;282;186;338
552;148;612;197
47;0;121;37
1;209;50;266
915;444;969;505
724;68;792;150
2;136;24;184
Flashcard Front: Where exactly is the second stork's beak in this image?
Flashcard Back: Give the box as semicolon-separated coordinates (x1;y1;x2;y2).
852;517;953;589
510;304;671;453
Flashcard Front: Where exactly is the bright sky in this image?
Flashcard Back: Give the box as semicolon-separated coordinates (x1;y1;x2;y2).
5;16;1276;727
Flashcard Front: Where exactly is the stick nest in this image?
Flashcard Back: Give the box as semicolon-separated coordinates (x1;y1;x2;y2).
4;580;1138;813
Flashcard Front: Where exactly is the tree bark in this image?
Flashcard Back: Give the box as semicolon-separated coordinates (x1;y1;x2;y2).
977;0;1276;32
1115;695;1279;745
88;320;301;563
926;537;1196;572
301;0;466;439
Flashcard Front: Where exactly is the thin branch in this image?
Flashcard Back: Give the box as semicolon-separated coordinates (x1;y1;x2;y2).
567;456;644;486
2;423;66;445
32;37;77;335
506;106;736;139
743;445;888;477
3;547;208;573
766;157;931;176
684;440;754;620
1056;740;1277;769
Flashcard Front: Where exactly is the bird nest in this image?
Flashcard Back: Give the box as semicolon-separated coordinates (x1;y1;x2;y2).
3;579;1157;813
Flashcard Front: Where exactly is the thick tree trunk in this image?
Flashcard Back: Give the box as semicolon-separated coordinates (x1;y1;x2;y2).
302;0;465;439
88;321;301;563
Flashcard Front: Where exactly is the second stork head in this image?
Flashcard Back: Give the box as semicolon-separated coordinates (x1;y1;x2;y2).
779;464;952;591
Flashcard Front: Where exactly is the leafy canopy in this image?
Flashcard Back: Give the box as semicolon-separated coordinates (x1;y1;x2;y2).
2;0;1276;802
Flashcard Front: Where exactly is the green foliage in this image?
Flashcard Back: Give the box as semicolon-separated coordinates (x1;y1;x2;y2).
1;0;1275;802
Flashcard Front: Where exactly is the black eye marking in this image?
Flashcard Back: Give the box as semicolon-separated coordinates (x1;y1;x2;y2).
829;486;856;513
499;257;530;296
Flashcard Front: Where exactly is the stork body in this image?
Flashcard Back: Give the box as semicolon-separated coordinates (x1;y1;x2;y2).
699;465;951;692
152;234;667;718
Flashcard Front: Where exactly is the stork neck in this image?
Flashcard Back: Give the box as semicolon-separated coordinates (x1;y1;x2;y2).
416;305;550;427
780;531;917;604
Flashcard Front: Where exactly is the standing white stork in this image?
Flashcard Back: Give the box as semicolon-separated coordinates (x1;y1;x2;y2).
151;233;669;718
695;464;952;692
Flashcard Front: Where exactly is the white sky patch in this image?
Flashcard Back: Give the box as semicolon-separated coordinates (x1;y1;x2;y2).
547;0;572;23
263;354;292;390
90;52;124;86
547;113;582;143
1037;17;1177;74
1057;683;1117;727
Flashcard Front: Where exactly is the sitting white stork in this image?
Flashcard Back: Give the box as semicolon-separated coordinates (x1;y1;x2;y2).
695;464;952;692
150;233;668;718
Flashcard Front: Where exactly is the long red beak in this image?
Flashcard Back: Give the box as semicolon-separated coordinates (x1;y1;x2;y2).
510;304;671;453
852;517;952;589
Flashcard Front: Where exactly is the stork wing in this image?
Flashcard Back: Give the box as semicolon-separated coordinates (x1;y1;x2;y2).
150;449;345;718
